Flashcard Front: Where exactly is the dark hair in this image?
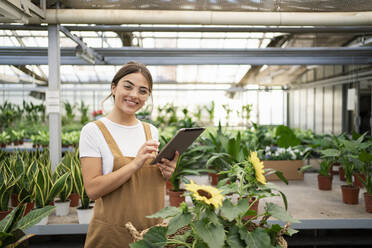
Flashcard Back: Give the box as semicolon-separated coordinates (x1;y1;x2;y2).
103;61;153;104
112;61;153;92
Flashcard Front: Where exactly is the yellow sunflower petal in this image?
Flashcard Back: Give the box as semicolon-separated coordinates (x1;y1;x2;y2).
184;181;224;208
250;151;267;185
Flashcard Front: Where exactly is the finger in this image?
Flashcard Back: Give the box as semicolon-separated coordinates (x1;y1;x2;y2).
142;146;158;154
172;151;180;162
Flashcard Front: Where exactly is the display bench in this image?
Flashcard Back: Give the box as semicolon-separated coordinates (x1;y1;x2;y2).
25;173;372;235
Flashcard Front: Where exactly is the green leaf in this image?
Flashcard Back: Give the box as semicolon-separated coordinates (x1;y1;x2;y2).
193;218;225;248
220;198;249;221
0;205;25;233
46;172;70;203
130;226;167;248
265;203;300;223
226;226;245;248
147;207;180;219
167;213;192;235
13;205;55;231
359;150;372;163
287;227;299;236
239;227;271;248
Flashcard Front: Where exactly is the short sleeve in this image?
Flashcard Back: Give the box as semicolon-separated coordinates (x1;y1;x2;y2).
149;124;159;141
79;123;102;158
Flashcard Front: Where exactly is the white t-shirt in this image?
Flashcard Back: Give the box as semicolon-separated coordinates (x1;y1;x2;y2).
79;117;159;175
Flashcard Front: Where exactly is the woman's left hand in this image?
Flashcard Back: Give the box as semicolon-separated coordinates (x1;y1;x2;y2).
157;151;179;180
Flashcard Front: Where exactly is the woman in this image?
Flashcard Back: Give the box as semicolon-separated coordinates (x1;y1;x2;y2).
79;61;178;248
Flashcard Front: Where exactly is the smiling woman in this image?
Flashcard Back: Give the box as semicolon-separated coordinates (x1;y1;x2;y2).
79;61;178;248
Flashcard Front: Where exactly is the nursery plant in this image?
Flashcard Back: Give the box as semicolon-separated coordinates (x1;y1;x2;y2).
128;152;298;248
0;204;55;248
0;162;21;212
33;161;70;208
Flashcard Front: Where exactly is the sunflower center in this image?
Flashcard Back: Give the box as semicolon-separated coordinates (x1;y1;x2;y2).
197;189;212;199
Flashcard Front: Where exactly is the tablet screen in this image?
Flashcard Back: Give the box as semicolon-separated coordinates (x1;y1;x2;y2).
150;127;205;165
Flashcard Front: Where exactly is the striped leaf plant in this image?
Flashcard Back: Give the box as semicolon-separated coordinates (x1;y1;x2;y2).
33;161;70;208
0;203;55;247
70;150;91;209
0;161;21;211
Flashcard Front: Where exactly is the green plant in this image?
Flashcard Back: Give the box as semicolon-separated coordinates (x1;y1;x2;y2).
0;204;55;248
222;104;232;126
54;162;73;202
0;131;11;145
79;101;90;125
62;102;77;125
275;125;301;148
0;162;21;211
204;101;215;125
242;104;253;126
33;161;70;208
70;149;91;209
129;156;297;248
358;150;372;195
318;159;332;177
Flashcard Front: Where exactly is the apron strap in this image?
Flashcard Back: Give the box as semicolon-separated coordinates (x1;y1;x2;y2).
142;122;152;141
94;120;123;157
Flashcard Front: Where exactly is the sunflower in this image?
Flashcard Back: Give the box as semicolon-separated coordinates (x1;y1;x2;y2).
185;180;224;208
249;151;266;185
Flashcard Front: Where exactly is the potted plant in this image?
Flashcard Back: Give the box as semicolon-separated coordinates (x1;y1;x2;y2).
168;145;211;207
63;151;81;207
317;159;333;190
127;160;298;248
0;161;21;221
0;203;55;248
358;150;372;213
71;151;93;224
53;163;73;217
33;161;70;224
0;131;10;148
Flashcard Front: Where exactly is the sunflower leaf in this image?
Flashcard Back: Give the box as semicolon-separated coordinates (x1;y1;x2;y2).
167;212;192;235
220;198;250;221
147;207;181;219
239;227;271;248
194;218;225;248
265;202;300;223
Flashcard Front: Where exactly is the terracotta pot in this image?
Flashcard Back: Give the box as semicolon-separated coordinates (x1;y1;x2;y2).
68;193;80;207
11;193;19;207
341;185;359;204
331;162;340;176
208;172;219;186
339;167;346;181
353;173;366;188
168;190;185;207
0;208;13;221
24;202;35;216
317;174;332;190
165;180;173;195
364;192;372;213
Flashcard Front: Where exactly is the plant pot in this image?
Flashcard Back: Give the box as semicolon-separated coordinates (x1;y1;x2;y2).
208;172;219;186
339;167;346;181
341;185;359;204
331;162;340;175
36;216;48;225
353;173;366;188
363;192;372;213
168;190;186;207
24;202;35;216
0;208;13;221
11;193;19;207
317;174;332;190
55;200;70;216
68;193;80;207
77;206;94;224
166;180;173;195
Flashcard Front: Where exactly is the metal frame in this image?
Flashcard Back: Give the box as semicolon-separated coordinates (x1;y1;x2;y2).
1;24;372;33
1;47;372;65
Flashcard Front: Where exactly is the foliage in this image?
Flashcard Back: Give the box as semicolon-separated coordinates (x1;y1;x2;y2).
0;204;55;247
33;160;70;208
130;154;297;248
0;161;21;211
318;159;332;177
54;159;74;202
62;102;77;125
78;101;90;125
259;146;310;161
275;125;301;148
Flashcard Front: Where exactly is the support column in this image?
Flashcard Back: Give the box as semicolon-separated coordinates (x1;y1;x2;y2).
48;25;61;172
354;81;361;133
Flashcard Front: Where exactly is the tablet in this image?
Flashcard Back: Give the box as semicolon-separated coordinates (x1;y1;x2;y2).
150;127;205;165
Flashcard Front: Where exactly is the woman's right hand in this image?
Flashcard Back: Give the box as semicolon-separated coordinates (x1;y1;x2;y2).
133;140;159;169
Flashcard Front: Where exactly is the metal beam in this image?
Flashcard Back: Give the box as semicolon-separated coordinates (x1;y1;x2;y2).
1;24;372;33
59;26;105;64
1;47;371;65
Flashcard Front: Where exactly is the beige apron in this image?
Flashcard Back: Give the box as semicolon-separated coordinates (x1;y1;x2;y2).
84;120;165;248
